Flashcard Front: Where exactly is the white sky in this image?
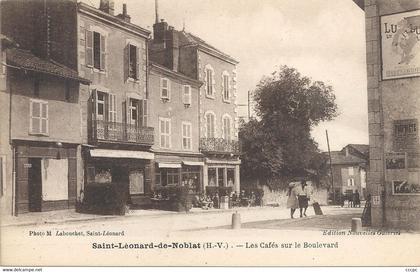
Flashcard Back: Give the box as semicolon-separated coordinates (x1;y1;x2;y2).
83;0;368;151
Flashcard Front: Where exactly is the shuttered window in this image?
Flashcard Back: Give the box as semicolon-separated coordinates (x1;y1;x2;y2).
159;118;171;148
223;116;231;141
29;99;48;135
161;78;170;100
128;44;140;80
182;122;192;150
86;30;106;70
206;113;215;138
183;85;191;105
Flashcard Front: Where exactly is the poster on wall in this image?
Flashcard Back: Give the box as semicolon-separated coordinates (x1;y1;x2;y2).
41;159;69;201
381;9;420;80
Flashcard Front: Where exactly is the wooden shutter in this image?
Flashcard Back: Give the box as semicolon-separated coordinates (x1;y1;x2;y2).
143;100;148;127
100;34;106;71
136;46;141;80
108;94;116;123
124;44;129;81
85;30;93;67
41;103;48;135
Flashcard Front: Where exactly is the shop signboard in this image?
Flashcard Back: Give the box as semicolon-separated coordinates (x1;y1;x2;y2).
381;9;420;80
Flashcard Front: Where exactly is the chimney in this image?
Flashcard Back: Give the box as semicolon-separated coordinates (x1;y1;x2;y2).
166;27;179;71
117;3;131;22
153;19;168;44
99;0;114;15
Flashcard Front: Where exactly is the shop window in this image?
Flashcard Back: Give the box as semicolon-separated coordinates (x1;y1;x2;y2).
182;166;201;192
227;168;235;187
217;168;225;187
29;99;48;135
156;169;179;186
129;170;144;194
208;168;217;186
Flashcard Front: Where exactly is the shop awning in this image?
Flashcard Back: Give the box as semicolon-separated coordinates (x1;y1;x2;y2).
158;162;182;168
90;149;154;160
183;161;204;166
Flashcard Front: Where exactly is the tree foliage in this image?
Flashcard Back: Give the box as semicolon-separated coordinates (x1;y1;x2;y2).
240;66;338;187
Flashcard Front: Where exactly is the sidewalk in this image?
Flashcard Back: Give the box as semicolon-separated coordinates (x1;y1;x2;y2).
1;204;361;229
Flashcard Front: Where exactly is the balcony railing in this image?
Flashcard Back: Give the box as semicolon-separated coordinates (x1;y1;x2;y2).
92;120;154;146
199;138;241;155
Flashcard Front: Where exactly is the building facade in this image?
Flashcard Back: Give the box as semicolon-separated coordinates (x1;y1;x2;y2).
362;0;420;229
148;62;204;193
329;144;368;201
77;2;155;206
150;20;241;194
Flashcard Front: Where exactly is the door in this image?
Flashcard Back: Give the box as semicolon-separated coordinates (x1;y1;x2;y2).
28;158;42;212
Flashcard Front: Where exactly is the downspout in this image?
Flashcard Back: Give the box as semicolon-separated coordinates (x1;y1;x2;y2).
8;65;16;216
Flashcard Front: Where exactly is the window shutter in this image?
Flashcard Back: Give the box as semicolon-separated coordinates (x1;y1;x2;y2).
108;94;116;123
42;103;48;135
104;93;109;122
124;44;129;81
138;100;143;127
29;100;34;133
136;47;141;80
85;30;93;67
143;100;148;127
126;97;131;125
100;34;106;71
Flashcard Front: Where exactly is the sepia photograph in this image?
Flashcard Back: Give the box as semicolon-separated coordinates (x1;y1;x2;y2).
0;0;419;268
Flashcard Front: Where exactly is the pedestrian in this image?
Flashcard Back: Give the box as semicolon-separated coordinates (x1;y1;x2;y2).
297;181;309;217
286;182;298;219
353;189;361;208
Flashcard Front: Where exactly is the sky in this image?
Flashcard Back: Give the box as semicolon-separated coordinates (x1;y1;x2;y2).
83;0;369;151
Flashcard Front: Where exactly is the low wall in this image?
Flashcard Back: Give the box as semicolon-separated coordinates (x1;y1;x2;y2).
261;185;328;207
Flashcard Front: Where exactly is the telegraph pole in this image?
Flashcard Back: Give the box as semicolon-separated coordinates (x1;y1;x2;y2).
326;130;335;203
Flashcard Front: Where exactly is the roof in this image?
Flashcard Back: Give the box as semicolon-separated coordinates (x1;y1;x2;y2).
6;48;90;84
328;151;367;165
149;62;203;87
78;2;150;38
178;30;239;64
347;144;369;157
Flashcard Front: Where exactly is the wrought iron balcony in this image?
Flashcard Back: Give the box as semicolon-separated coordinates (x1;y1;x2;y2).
92;120;154;146
199;138;241;155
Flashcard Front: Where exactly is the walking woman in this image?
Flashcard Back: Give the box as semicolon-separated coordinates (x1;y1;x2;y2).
298;181;309;217
286;182;299;219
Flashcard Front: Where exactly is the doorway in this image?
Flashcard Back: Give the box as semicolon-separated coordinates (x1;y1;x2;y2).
28;158;42;212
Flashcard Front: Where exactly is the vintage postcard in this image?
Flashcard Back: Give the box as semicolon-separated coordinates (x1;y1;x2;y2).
0;0;420;267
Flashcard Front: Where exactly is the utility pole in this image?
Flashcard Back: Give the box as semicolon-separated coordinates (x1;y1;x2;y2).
248;90;252;120
326;130;335;203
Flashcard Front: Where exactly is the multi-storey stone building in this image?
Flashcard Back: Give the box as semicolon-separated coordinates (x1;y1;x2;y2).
0;0;90;215
359;0;420;230
328;144;368;201
0;0;241;216
149;19;241;194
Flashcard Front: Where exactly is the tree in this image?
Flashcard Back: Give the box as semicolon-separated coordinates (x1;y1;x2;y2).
240;66;338;188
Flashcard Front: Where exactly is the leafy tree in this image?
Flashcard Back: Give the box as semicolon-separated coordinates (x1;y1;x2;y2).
240;66;338;188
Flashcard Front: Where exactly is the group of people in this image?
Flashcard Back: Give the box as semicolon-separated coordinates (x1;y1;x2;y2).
286;180;313;219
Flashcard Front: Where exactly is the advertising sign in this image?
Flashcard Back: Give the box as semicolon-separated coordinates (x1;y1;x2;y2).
381;9;420;79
